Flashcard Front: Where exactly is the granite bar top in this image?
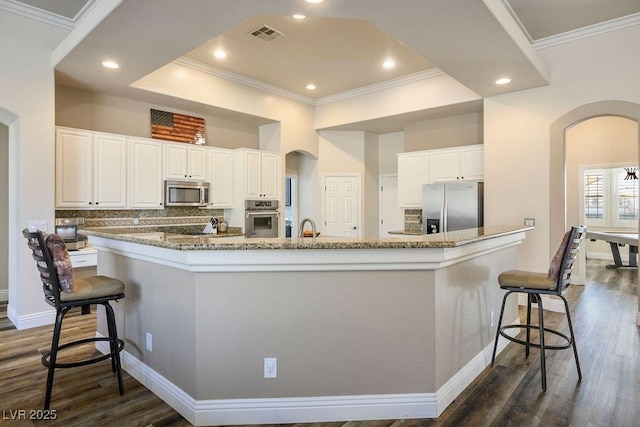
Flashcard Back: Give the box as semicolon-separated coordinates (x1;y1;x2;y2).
83;225;532;251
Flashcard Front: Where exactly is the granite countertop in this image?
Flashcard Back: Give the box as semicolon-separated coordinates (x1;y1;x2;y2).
82;225;532;251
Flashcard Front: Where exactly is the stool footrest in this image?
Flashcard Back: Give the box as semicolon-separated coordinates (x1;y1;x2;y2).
42;337;125;369
499;324;572;351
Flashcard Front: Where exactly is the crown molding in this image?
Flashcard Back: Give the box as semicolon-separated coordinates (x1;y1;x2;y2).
314;69;445;106
533;12;640;50
0;0;98;30
174;57;317;106
175;57;445;107
0;0;73;30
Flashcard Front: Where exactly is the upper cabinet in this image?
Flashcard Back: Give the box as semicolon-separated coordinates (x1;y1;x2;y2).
397;144;484;208
206;147;233;208
128;138;164;209
429;145;484;182
55;128;127;209
397;152;430;208
164;142;207;181
233;148;279;199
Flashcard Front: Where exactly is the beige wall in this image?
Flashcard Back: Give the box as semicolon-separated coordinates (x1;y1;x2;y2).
56;86;260;150
132;62;319;158
484;24;640;272
404;112;483;152
0;10;68;320
364;132;380;237
378;132;404;175
0;123;7;298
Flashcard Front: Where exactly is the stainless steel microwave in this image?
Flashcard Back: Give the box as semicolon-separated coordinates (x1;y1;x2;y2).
164;180;210;207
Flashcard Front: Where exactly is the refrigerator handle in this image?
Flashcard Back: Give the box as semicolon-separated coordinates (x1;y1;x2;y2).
441;200;447;232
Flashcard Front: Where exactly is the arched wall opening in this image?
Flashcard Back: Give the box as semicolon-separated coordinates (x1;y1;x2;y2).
550;100;640;325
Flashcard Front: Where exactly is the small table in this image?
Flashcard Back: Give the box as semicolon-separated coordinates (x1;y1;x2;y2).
586;231;638;269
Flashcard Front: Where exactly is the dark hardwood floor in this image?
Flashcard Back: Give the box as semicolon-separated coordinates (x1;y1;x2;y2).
0;259;637;426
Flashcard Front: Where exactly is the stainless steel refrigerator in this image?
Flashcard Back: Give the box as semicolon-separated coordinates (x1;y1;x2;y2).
422;181;484;234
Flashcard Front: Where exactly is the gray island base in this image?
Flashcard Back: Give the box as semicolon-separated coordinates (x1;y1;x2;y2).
85;225;529;426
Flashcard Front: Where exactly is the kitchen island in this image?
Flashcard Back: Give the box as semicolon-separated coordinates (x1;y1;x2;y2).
84;226;529;426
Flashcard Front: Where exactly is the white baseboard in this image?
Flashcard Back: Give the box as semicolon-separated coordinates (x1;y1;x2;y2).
7;305;55;330
0;289;7;302
96;327;517;426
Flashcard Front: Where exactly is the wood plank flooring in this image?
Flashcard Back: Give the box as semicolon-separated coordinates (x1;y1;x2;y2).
0;259;637;426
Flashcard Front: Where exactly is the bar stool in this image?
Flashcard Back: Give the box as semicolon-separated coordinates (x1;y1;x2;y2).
23;229;126;410
491;225;586;391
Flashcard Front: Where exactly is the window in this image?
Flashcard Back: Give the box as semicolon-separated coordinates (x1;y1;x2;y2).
583;166;638;229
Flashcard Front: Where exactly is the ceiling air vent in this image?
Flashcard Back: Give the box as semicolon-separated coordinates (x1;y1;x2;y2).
249;25;284;41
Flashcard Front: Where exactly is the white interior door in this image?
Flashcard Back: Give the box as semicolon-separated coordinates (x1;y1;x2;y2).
379;174;404;236
324;175;360;237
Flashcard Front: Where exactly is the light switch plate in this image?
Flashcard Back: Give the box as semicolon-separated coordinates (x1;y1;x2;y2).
524;218;535;227
28;220;48;232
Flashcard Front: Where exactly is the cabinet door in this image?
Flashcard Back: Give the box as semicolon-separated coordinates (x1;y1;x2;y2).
129;138;163;208
397;153;429;208
93;133;127;208
261;152;279;199
244;150;262;198
459;146;484;180
187;145;207;180
164;143;188;180
429;150;460;182
55;128;93;208
207;148;233;207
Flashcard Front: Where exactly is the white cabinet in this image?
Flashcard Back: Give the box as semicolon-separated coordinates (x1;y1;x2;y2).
55;128;127;209
128;138;164;209
397;144;484;208
397;152;429;208
233;149;279;199
206;147;233;208
429;145;484;182
164;142;207;181
458;145;484;181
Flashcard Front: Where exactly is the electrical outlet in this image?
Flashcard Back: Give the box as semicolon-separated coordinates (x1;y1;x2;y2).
146;332;153;351
28;220;48;232
524;218;535;227
264;358;277;378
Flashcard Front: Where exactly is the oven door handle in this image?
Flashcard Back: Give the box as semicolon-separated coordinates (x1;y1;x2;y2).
245;211;279;216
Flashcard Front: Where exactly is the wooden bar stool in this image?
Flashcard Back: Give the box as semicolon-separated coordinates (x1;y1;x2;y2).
23;229;126;410
491;225;586;391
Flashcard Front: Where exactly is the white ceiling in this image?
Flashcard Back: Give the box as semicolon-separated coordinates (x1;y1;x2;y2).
7;0;640;132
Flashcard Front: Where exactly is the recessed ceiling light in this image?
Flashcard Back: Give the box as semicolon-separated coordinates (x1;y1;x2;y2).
383;59;395;69
214;50;227;59
305;0;324;3
102;61;119;69
306;84;316;90
292;14;306;19
496;77;511;85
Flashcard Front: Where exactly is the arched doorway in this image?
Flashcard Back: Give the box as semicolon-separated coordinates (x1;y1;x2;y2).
550;100;640;325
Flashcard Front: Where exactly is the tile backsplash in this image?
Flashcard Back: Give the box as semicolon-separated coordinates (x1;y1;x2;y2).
56;207;225;229
404;209;422;233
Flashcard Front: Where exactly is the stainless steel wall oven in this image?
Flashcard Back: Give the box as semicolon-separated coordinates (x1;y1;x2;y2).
244;200;279;238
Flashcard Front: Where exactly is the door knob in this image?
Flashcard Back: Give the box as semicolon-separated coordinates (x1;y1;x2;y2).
352;226;357;230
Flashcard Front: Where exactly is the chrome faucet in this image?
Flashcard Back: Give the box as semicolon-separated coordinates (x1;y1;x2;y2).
298;217;317;240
